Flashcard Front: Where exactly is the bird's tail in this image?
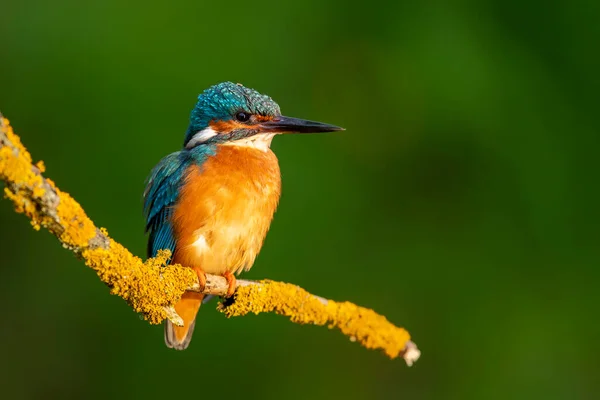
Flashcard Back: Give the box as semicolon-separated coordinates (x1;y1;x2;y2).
164;292;204;350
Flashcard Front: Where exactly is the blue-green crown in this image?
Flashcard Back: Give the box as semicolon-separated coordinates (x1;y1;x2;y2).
184;82;281;146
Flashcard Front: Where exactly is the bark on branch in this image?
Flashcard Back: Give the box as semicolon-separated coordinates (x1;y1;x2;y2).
0;114;420;366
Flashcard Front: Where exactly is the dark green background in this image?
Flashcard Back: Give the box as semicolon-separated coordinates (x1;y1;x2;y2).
1;1;598;399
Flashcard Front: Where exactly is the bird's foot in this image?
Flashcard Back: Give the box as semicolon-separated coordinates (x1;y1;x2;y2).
222;271;236;298
192;267;207;292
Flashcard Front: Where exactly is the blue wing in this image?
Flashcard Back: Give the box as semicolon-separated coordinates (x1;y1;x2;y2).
143;151;189;259
144;145;216;260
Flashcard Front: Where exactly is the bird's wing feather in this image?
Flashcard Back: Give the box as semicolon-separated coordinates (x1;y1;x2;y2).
143;151;189;259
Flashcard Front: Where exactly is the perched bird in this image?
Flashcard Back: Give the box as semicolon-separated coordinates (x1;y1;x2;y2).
143;82;343;350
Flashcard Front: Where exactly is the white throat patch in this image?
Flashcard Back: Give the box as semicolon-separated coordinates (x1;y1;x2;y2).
223;133;276;152
186;127;276;152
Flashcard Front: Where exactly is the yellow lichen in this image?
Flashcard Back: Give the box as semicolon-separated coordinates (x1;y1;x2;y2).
1;118;32;160
54;188;98;248
35;160;46;173
0;156;45;228
221;281;411;359
1;118;50;230
83;242;197;324
0;118;99;247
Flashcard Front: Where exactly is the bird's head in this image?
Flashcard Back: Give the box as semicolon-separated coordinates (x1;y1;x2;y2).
184;82;343;150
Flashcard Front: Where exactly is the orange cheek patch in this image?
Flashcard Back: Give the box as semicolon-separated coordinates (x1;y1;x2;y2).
209;120;246;133
209;116;274;134
254;115;274;122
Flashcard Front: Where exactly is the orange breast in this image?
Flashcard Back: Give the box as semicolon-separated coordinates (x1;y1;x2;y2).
171;145;281;275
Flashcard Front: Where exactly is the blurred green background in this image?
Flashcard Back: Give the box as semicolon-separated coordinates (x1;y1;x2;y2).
1;0;599;399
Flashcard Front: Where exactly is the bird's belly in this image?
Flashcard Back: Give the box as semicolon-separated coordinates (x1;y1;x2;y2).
172;145;281;275
189;199;272;275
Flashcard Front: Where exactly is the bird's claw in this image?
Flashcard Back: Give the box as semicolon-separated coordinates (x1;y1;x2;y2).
223;271;236;298
193;267;207;292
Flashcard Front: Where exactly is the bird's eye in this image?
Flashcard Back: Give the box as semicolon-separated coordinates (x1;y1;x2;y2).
235;112;250;122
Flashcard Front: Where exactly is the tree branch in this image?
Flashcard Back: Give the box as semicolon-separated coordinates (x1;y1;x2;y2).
0;114;420;366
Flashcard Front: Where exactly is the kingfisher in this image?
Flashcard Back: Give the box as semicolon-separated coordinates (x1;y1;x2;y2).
143;82;343;350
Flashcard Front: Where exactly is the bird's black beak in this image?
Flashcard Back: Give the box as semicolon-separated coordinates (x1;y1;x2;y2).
259;116;344;134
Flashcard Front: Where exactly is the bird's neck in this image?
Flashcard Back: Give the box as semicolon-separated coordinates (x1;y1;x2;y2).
185;140;280;177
